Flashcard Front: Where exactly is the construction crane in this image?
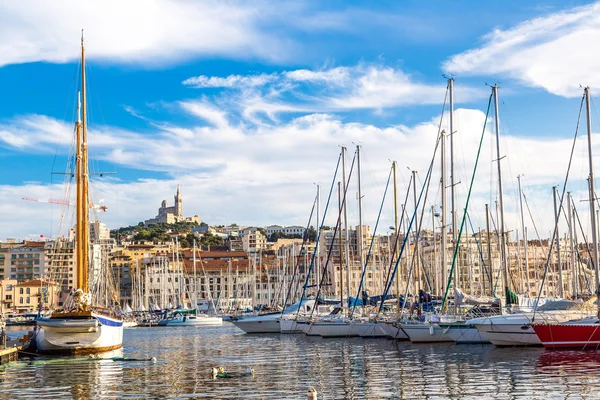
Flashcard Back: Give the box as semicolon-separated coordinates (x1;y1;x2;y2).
21;197;108;212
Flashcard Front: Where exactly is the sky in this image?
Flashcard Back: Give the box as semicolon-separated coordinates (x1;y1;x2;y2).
2;0;600;242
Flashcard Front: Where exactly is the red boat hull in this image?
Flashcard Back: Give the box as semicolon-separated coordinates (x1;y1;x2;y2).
532;324;600;349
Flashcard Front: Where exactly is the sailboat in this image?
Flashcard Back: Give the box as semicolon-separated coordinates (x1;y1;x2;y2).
532;87;600;349
35;34;124;354
158;241;223;326
467;85;594;347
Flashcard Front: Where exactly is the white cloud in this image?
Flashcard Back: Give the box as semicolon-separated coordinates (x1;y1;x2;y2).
179;101;230;129
0;0;291;67
182;73;278;89
183;64;485;123
1;105;596;244
284;67;350;85
443;2;600;97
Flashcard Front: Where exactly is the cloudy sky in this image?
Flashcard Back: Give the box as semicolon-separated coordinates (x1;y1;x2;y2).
1;0;600;242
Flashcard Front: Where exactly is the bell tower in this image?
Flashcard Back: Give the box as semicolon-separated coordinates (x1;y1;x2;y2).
175;184;183;218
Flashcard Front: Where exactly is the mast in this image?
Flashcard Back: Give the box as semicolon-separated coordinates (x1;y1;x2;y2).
393;162;401;304
193;240;198;311
341;147;351;302
440;128;447;300
356;145;364;303
492;85;510;307
553;186;564;297
75;90;83;290
338;182;344;310
432;205;438;295
517;175;530;294
315;184;320;293
584;87;600;315
412;170;420;294
80;31;90;292
567;192;577;297
449;78;459;298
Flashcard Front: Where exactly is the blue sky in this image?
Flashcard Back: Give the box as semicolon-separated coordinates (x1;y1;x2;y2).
1;0;600;240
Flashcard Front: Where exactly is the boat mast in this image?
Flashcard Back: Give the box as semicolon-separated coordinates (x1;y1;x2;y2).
440;125;447;300
567;192;577;297
356;145;364;304
75;90;83;290
553;186;563;297
584;87;600;316
393;162;401;306
315;184;320;294
517;175;530;294
412;170;420;294
341;147;351;304
79;31;90;293
193;240;198;311
449;78;459;300
338;182;344;311
492;85;510;308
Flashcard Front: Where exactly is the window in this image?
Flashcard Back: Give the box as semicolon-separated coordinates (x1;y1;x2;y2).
26;297;30;304
19;288;23;294
5;295;11;300
26;288;30;294
19;297;23;304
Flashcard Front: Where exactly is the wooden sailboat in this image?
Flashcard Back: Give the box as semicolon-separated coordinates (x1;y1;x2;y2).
35;34;124;354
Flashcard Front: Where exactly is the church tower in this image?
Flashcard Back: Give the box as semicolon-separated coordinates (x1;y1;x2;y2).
174;184;183;218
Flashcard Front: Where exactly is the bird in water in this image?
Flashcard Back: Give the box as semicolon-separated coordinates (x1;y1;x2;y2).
210;366;254;378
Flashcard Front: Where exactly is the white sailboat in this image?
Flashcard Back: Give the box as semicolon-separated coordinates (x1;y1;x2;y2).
35;34;123;354
233;299;317;334
158;241;223;326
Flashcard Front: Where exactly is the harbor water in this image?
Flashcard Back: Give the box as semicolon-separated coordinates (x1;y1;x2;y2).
2;324;600;399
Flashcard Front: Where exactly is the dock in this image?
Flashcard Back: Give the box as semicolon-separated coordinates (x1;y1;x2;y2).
0;346;19;365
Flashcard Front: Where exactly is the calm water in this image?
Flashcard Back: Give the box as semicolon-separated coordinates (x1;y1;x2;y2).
1;324;600;399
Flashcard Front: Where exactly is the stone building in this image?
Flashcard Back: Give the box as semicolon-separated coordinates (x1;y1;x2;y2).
144;185;200;226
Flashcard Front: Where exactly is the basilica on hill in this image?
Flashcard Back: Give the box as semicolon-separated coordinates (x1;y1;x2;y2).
144;185;200;226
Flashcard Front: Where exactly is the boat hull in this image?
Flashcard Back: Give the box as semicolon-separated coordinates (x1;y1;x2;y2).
279;318;304;333
306;321;357;338
158;316;223;326
232;316;280;333
400;323;453;343
440;323;490;344
350;322;387;338
35;313;123;355
381;321;409;340
532;324;600;349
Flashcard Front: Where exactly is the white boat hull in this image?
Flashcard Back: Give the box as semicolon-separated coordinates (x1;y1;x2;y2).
400;323;453;343
36;313;123;355
305;321;357;338
123;321;138;328
350;322;387;338
467;309;593;347
441;324;490;344
279;318;304;333
232;315;280;333
158;316;223;326
381;321;409;340
470;320;540;346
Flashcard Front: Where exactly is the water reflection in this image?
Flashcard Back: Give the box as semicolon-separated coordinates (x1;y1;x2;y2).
1;325;600;398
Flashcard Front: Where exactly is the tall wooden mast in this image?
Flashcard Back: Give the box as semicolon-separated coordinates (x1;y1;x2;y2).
79;31;90;292
75;90;83;289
